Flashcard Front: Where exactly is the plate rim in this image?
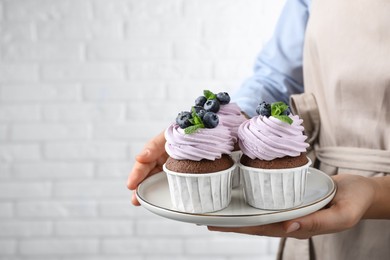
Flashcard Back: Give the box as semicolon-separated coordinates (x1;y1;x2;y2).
136;167;336;219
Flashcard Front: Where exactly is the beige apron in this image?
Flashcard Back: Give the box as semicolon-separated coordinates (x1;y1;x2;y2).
278;0;390;259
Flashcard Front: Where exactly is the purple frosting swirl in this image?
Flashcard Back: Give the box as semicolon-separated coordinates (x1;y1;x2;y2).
165;123;235;161
238;115;309;160
218;103;247;141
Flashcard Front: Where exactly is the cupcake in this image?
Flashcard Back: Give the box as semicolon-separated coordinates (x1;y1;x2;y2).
164;98;236;213
193;90;247;188
218;101;247;187
238;101;310;210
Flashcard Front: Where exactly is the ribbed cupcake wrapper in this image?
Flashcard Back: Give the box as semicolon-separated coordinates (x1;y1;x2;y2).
163;164;236;213
240;159;311;210
230;150;242;188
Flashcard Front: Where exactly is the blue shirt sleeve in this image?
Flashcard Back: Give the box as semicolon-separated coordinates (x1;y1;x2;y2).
231;0;311;117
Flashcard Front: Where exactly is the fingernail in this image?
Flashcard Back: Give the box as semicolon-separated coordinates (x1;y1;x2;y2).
286;222;300;233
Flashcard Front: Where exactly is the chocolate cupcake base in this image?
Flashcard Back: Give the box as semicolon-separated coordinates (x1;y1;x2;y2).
240;153;308;169
165;154;234;174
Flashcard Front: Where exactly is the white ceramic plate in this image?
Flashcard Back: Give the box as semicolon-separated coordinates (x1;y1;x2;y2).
136;168;336;227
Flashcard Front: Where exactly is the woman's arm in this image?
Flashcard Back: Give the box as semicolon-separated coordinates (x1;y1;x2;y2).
232;0;311;117
364;175;390;219
208;174;390;239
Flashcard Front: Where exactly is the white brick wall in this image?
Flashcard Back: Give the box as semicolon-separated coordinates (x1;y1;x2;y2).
0;0;285;259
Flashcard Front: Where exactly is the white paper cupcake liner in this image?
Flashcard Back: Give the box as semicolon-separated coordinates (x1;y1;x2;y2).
163;164;236;213
239;159;311;210
230;150;242;188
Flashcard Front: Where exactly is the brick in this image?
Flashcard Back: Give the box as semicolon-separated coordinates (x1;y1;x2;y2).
93;0;182;20
62;257;141;260
37;21;123;40
16;200;97;218
2;42;83;61
0;240;16;255
55;220;134;236
99;200;136;217
130;0;182;18
0;125;7;140
0;84;81;102
53;180;129;198
87;41;172;60
234;257;276;260
127;101;186;121
165;81;217;101
0;144;41;162
10;124;90;141
0;221;52;237
19;239;99;255
0;105;41;122
83;81;166;101
184;237;269;255
128;61;213;80
145;257;225;260
0;22;35;42
173;39;262;60
0;182;51;199
41;63;126;81
0;163;11;179
133;206;161;219
44;142;128;160
129;141;147;159
183;0;264;19
202;16;264;40
93;121;168;141
42;104;125;122
90;0;132;19
11;124;90;141
0;64;39;82
102;238;183;254
135;219;209;237
95;162;132;179
173;41;219;60
0;202;13;218
13;162;93;179
126;18;200;40
4;0;92;21
214;60;253;80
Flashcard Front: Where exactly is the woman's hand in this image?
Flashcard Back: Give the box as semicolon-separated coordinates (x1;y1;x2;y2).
209;174;384;239
127;131;168;205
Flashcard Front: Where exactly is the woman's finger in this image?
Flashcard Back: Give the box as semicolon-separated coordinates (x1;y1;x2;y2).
136;131;166;163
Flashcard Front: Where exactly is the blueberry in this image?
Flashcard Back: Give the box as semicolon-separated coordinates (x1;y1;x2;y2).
195;96;207;107
216;92;230;105
256;101;271;117
203;112;219;128
282;109;291;116
193;106;206;119
176;111;192;129
203;99;220;113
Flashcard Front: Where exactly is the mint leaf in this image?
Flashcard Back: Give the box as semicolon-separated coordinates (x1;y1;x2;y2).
274;115;293;125
270;102;292;124
184;125;202;134
271;102;289;116
183;107;205;134
191;107;204;126
193;116;202;125
203;90;216;100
